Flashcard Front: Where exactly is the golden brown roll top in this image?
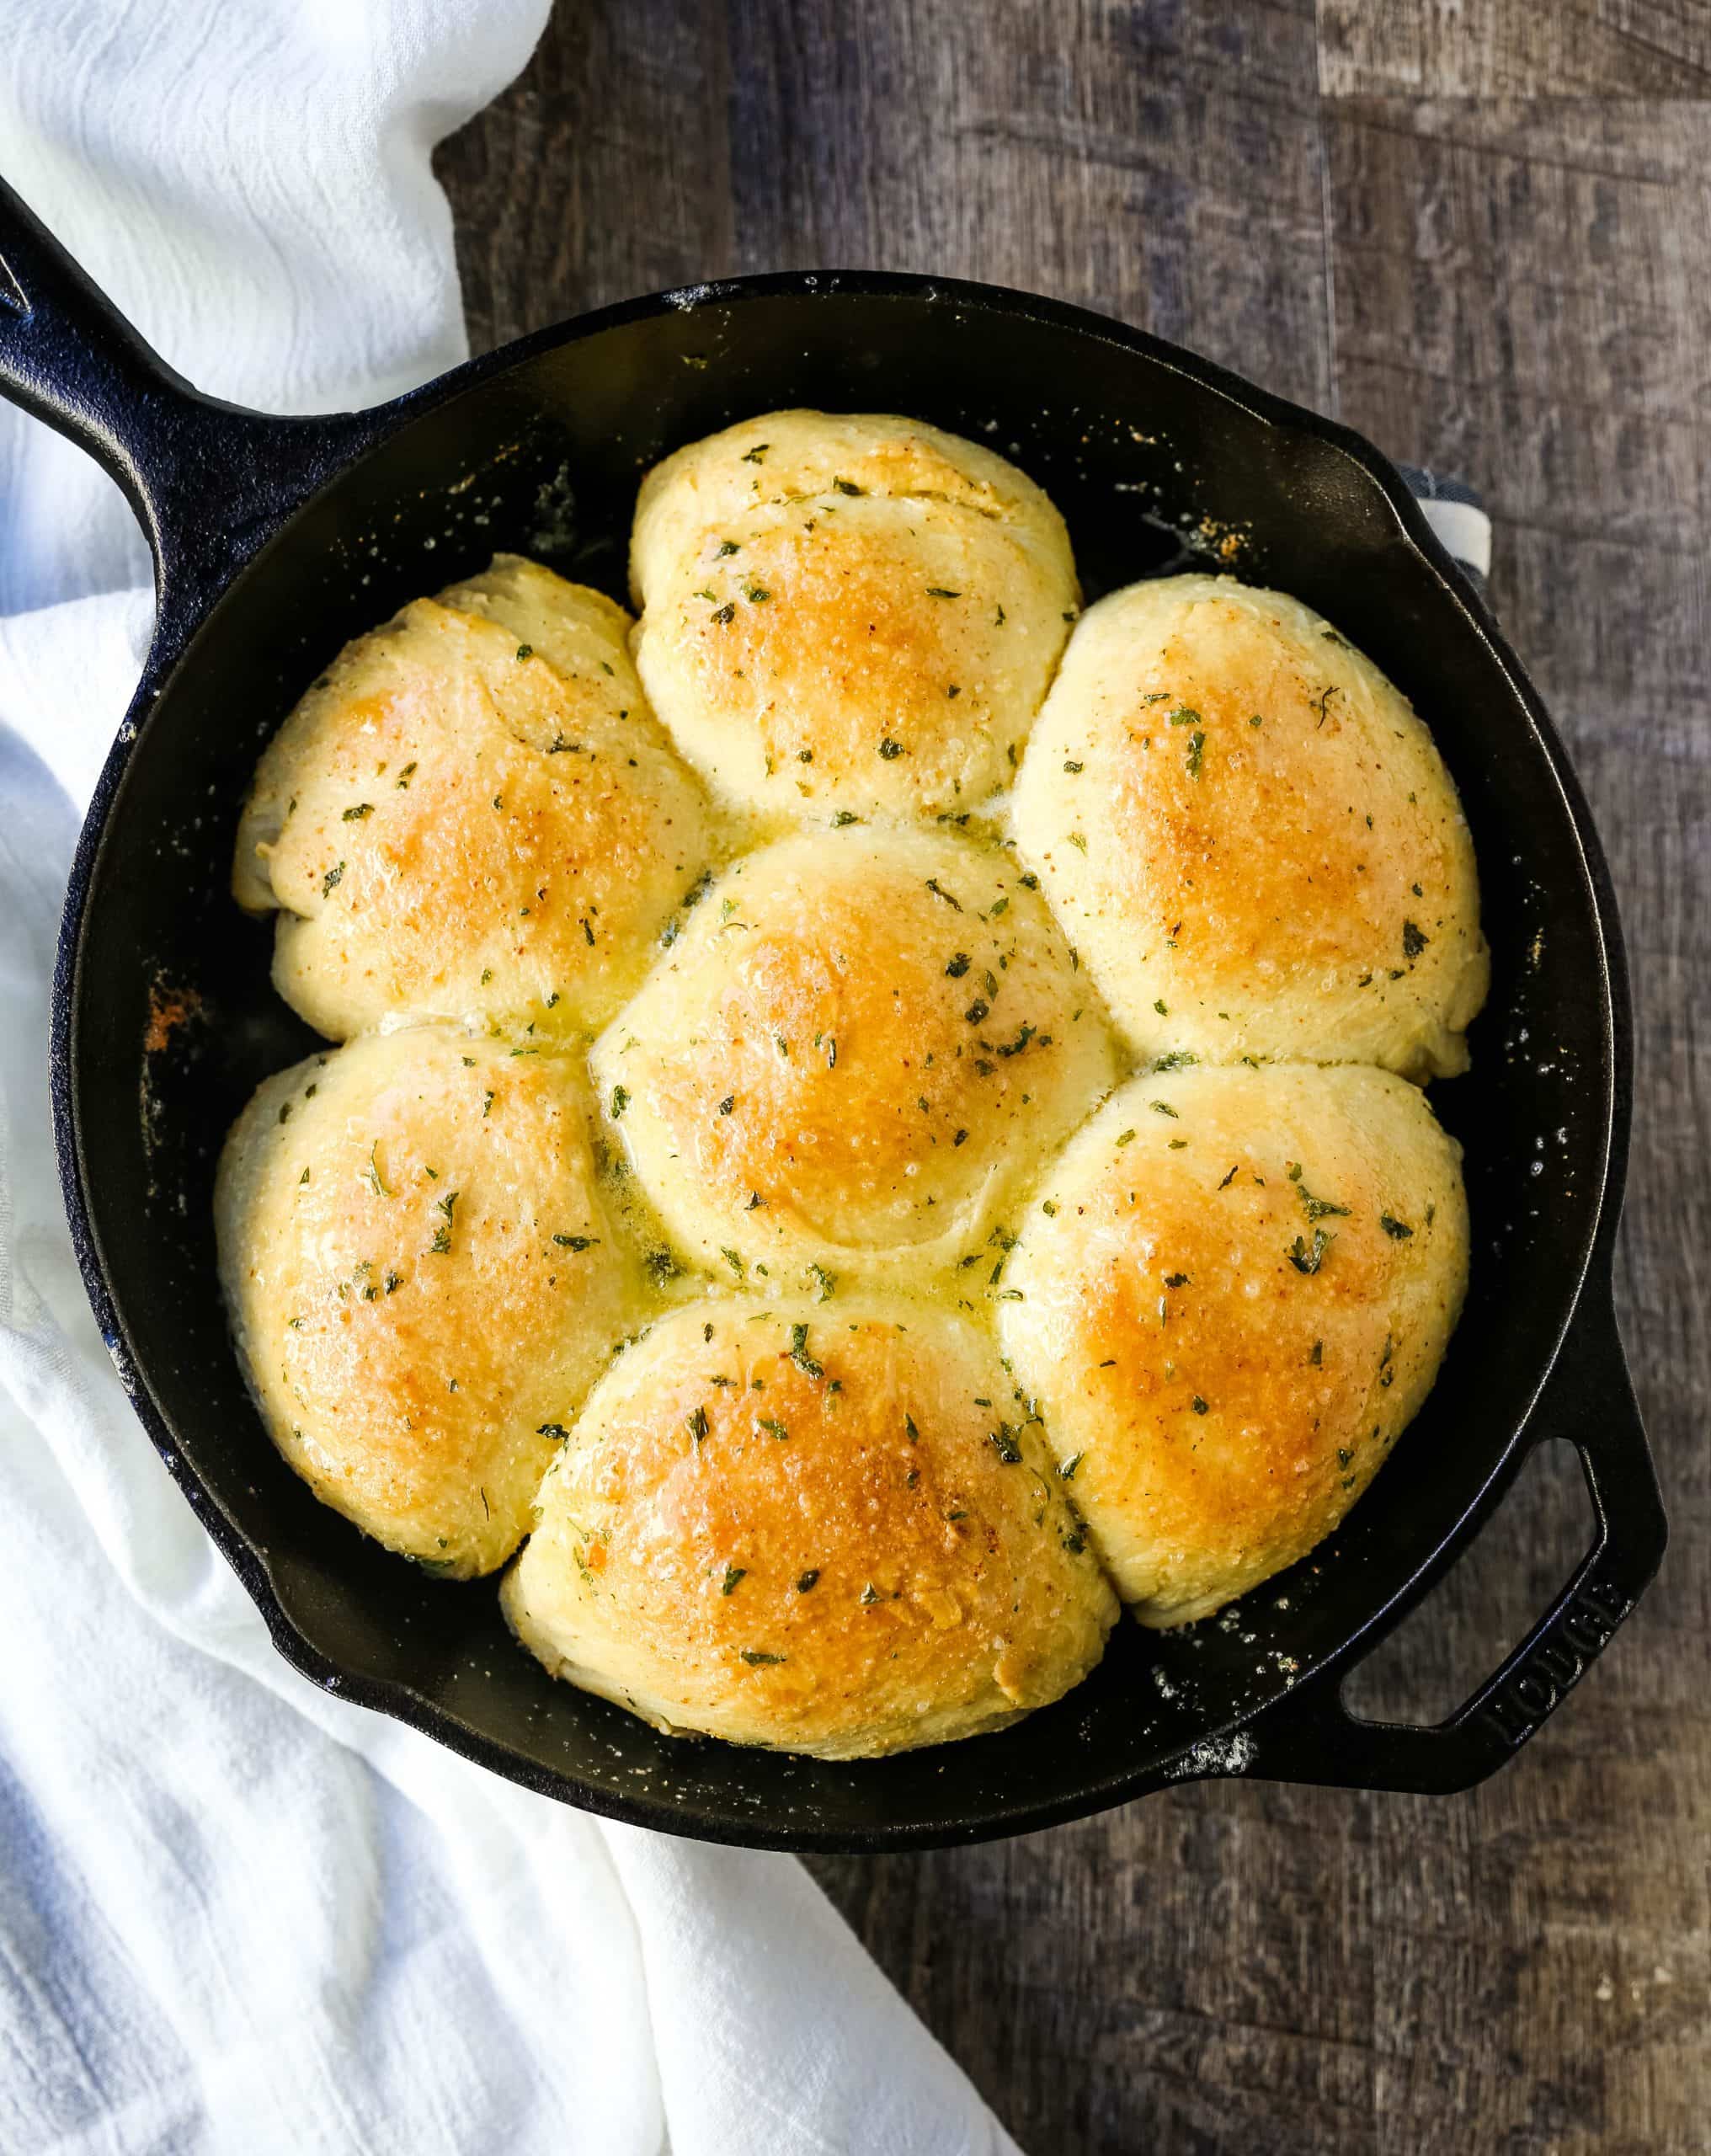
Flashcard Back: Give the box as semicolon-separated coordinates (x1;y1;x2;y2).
592;824;1116;1288
501;1299;1117;1757
1011;575;1489;1079
999;1061;1469;1626
629;410;1079;820
214;1025;639;1577
233;556;712;1040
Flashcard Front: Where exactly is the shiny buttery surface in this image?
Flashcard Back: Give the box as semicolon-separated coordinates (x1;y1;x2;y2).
218;410;1478;1758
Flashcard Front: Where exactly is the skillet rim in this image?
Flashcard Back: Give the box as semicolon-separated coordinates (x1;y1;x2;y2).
49;267;1634;1849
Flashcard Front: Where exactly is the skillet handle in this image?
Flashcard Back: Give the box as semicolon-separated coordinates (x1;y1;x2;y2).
1245;1277;1666;1795
0;173;385;655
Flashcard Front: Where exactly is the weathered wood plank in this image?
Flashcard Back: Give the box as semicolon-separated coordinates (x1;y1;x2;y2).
438;0;1334;410
1319;0;1711;97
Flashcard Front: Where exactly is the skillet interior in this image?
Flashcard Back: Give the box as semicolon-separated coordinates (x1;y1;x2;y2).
61;278;1617;1849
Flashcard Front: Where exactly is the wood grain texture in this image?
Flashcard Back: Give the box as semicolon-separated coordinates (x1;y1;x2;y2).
436;8;1711;2149
1319;0;1711;97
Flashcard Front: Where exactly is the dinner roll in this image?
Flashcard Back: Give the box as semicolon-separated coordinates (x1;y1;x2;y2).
1011;574;1489;1079
592;825;1116;1288
629;410;1079;819
502;1299;1117;1756
215;1025;637;1577
998;1061;1468;1626
233;555;712;1040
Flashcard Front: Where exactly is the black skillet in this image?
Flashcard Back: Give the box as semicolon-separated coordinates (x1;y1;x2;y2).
1;176;1666;1851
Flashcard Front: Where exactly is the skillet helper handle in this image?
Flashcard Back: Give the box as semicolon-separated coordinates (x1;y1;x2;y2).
1250;1277;1666;1795
0;173;381;650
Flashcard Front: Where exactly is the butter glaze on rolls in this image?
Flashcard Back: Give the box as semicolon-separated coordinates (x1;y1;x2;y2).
629;410;1079;819
592;824;1117;1287
502;1299;1117;1757
215;1025;638;1577
1011;574;1489;1079
999;1062;1468;1626
233;555;712;1040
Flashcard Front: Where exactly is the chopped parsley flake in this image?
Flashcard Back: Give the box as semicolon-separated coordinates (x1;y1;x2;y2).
788;1323;824;1380
429;1190;459;1255
1287;1227;1333;1275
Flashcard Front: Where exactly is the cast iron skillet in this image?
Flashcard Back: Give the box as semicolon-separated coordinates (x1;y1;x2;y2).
1;176;1666;1851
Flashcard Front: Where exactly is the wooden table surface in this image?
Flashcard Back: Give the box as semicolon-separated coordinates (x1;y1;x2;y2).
438;8;1709;2148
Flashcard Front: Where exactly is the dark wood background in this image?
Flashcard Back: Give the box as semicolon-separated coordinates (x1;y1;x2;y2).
437;6;1709;2149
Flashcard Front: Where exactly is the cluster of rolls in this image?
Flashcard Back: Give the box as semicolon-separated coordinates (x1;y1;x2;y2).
217;409;1487;1760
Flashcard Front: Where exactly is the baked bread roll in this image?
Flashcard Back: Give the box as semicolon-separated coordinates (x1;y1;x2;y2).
592;825;1116;1288
502;1299;1117;1756
629;410;1079;819
233;556;712;1040
215;1024;637;1577
1011;575;1488;1079
998;1061;1468;1626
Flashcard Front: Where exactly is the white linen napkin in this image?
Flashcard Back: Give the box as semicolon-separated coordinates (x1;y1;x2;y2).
0;6;1023;2150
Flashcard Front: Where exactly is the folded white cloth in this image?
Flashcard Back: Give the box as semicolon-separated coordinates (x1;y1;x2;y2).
0;6;1023;2151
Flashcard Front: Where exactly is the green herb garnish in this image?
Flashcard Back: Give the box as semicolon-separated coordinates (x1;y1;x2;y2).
1287;1228;1332;1275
